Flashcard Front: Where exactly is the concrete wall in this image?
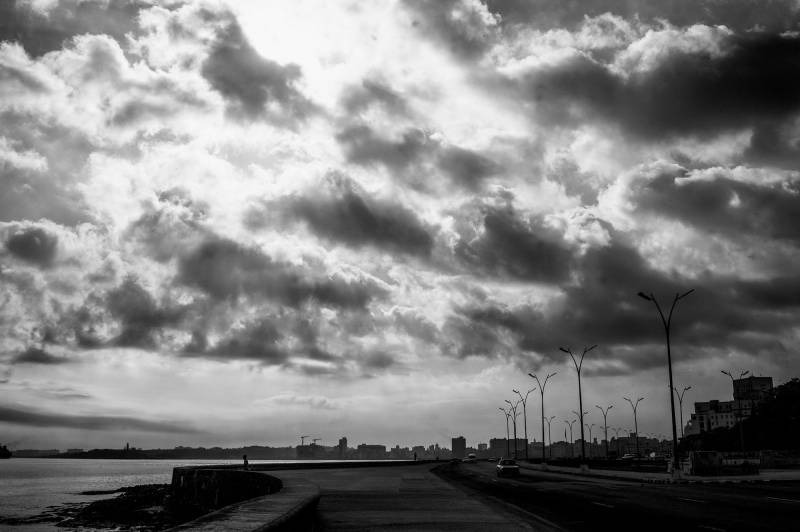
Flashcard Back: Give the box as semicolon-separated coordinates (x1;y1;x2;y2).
172;467;283;512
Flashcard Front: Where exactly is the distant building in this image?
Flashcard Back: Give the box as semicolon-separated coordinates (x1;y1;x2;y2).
685;376;773;436
338;437;348;459
452;436;466;459
489;438;527;458
67;449;84;453
12;449;60;457
477;443;488;451
357;444;387;460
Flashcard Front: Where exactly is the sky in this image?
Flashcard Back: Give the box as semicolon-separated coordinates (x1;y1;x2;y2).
1;0;800;451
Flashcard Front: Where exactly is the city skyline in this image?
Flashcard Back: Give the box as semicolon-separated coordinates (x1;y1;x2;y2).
2;1;800;450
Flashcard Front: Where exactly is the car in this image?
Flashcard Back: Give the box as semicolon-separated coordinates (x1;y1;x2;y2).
487;456;497;462
462;453;477;464
496;458;520;478
449;457;461;464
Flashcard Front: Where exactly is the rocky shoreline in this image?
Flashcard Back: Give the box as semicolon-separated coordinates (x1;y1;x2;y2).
0;484;206;531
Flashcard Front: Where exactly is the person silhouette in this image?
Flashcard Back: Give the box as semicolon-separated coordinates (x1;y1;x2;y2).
243;454;249;470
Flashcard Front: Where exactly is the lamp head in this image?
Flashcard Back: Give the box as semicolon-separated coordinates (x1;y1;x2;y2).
637;291;652;301
559;347;570;354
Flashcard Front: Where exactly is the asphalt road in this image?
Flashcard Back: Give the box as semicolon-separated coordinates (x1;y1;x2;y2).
434;461;800;532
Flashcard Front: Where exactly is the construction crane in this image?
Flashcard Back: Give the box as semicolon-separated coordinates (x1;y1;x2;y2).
312;438;321;445
300;435;310;446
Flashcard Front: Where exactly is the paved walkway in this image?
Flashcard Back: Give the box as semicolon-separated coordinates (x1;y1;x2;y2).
274;463;541;531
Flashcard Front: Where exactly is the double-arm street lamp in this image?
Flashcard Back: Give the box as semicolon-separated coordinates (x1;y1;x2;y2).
513;387;536;460
673;386;692;439
528;372;557;463
638;288;694;473
560;345;597;463
722;369;749;452
596;404;613;459
499;407;511;457
624;396;644;458
505;399;521;459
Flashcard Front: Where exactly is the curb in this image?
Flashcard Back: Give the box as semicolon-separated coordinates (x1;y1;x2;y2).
519;463;780;485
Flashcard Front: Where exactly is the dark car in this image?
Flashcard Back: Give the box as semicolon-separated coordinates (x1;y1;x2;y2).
496;458;520;478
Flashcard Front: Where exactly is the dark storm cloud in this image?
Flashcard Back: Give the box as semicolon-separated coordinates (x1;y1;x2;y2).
522;33;800;141
178;237;379;309
341;78;409;116
447;231;800;374
106;277;183;348
336;125;431;170
0;404;199;433
203;320;289;365
633;169;800;241
402;0;499;60
253;178;434;257
0;0;156;57
361;351;395;370
438;146;501;189
484;0;800;32
201;15;314;124
11;346;68;365
4;226;57;267
455;206;573;282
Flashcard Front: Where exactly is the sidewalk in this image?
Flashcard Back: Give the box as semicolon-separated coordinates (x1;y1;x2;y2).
275;463;552;530
519;462;800;484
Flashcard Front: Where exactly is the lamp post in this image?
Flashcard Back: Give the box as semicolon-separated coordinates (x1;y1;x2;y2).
505;399;521;459
596;404;613;459
545;415;556;459
722;370;749;452
513;387;536;460
564;419;577;458
612;427;624;458
585;423;596;458
499;407;511;457
624;396;644;458
673;386;692;439
528;371;557;463
561;345;596;463
638;288;693;473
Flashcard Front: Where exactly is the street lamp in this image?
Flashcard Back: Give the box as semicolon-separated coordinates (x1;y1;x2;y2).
505;399;521;459
612;427;624;457
545;415;556;459
499;407;511;457
638;288;693;473
596;404;614;459
585;423;596;458
623;396;644;458
528;371;557;463
721;370;749;452
564;419;577;458
513;387;536;460
560;345;597;463
673;386;692;439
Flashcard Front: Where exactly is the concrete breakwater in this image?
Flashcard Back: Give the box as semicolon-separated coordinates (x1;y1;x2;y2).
171;466;283;513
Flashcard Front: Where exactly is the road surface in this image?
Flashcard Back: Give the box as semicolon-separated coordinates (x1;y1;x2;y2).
435;461;800;532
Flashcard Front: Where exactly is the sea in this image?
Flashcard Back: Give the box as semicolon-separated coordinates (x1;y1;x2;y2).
0;458;303;530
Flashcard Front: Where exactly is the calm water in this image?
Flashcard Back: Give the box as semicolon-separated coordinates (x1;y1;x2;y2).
0;458;297;530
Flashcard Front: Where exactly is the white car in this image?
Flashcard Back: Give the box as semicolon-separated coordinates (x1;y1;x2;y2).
496;458;520;477
462;453;477;463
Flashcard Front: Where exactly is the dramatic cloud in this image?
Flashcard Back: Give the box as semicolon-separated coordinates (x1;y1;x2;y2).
178;237;379;309
11;346;69;365
0;404;198;433
252;175;434;257
201;12;314;123
2;0;799;449
515;33;800;142
455;206;574;282
4;226;58;267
